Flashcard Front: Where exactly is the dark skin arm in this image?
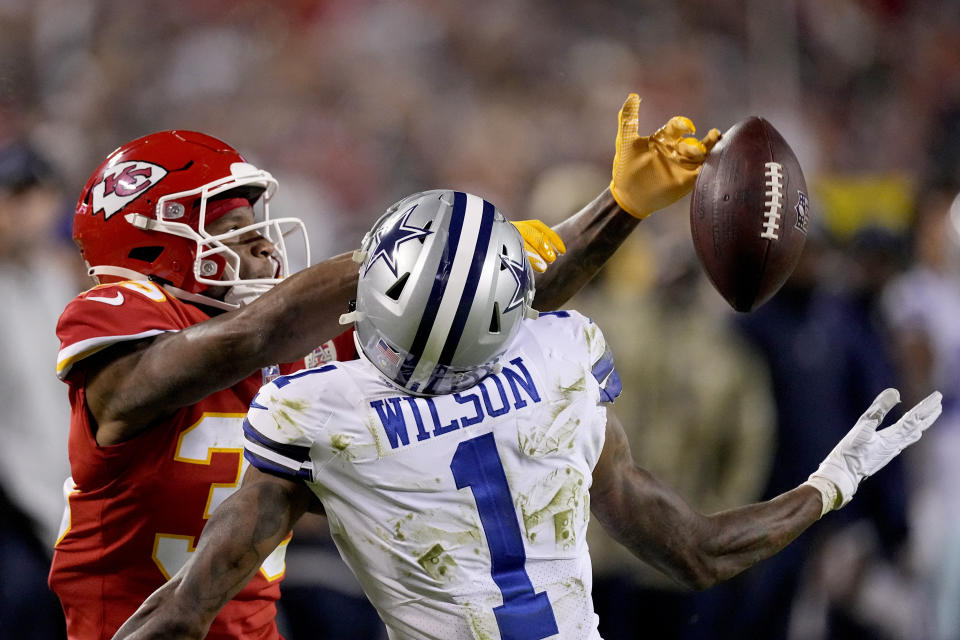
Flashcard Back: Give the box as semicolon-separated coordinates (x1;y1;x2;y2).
590;412;823;590
111;466;315;640
88;190;637;446
87;251;359;446
531;188;640;312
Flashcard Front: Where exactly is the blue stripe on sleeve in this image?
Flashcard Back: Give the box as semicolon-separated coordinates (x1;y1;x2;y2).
273;364;337;388
591;347;615;384
243;449;310;481
591;346;622;403
242;418;312;464
599;368;622;403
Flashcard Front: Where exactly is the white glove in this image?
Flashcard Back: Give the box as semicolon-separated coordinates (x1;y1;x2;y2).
805;388;942;516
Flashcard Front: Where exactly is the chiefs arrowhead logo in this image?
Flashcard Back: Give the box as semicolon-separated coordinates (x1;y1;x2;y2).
90;161;168;219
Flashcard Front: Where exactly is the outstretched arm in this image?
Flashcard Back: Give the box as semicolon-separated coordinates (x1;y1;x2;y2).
590;412;821;589
530;189;638;311
523;94;721;311
590;389;941;590
87;252;358;446
111;467;316;640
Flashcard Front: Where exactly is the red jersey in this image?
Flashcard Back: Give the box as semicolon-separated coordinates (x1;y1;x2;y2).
49;280;355;640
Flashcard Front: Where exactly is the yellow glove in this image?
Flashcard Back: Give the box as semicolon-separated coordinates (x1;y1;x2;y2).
610;93;722;219
511;219;566;273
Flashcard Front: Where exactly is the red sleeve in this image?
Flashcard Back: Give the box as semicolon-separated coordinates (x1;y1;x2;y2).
297;327;357;371
331;327;357;361
56;280;208;379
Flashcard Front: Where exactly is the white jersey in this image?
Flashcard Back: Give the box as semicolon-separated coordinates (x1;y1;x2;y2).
244;311;620;640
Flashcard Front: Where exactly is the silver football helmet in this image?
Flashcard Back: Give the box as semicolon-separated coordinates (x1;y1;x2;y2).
346;189;536;395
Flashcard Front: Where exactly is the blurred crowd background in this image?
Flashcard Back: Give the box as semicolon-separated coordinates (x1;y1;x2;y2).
2;0;959;638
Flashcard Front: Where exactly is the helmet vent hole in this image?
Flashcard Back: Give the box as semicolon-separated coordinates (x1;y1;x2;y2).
418;220;432;242
128;246;164;263
489;302;501;333
385;272;410;300
500;245;508;269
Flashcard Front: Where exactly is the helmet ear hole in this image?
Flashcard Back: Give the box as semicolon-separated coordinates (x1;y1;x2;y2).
385;272;411;300
489;302;501;333
128;246;164;263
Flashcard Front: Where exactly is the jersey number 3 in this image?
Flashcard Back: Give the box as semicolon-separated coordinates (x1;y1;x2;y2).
451;432;559;640
154;414;287;581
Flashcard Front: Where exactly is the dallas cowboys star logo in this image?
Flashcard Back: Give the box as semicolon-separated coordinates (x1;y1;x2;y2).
364;204;434;277
500;252;530;312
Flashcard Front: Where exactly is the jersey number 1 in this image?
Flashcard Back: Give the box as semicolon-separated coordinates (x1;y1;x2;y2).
450;432;559;640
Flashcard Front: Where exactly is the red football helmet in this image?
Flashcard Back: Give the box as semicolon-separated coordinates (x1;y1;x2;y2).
73;130;309;308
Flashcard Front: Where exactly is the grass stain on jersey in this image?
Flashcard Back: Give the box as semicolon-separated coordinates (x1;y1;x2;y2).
465;602;497;640
389;514;481;549
264;394;311;435
583;322;601;355
385;507;482;582
279;398;309;412
331;433;351;450
517;375;586;457
276;408;295;426
554;509;574;543
559;374;588;396
372;526;397;554
517;466;588;550
329;527;364;566
546;577;589;630
417;543;457;581
330;433;356;460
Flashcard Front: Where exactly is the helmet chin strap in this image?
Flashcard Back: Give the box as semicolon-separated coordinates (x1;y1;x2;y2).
162;282;274;311
223;282;274;307
88;265;273;310
161;284;238;311
88;265;151;282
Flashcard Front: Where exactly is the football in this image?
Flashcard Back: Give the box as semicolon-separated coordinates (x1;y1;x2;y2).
690;117;809;312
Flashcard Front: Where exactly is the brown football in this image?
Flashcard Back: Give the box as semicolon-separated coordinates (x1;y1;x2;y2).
690;117;809;312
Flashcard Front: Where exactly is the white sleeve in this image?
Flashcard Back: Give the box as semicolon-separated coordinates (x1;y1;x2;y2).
243;364;341;481
585;321;622;404
534;310;622;404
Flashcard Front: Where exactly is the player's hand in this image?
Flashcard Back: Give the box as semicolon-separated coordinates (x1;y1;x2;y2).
805;388;942;516
511;219;566;273
610;93;721;219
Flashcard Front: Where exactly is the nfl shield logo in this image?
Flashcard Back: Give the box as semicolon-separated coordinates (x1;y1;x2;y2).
795;191;810;233
261;364;280;385
304;340;336;369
